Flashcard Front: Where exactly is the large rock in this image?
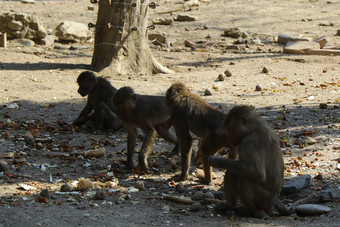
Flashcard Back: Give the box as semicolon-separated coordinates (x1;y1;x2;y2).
55;21;92;42
282;174;311;194
148;32;166;45
0;12;47;42
296;204;331;216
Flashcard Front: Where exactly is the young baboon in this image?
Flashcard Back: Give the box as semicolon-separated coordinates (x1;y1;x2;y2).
73;71;123;131
209;105;289;218
112;86;178;170
166;82;228;184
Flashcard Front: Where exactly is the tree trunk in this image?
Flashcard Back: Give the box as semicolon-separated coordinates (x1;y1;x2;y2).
91;0;172;75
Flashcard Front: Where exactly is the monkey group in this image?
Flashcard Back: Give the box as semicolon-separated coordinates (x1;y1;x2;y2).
74;71;290;218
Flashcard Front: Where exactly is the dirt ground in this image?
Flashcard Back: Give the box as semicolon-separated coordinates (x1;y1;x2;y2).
0;0;339;226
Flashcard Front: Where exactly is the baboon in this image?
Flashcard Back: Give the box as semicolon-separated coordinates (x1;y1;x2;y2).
209;105;289;218
112;86;178;170
166;82;228;184
73;71;123;131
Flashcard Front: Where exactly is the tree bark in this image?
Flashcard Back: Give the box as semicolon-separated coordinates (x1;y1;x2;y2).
91;0;172;75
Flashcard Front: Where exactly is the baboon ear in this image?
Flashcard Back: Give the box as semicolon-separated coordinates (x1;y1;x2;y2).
132;94;138;102
240;115;248;125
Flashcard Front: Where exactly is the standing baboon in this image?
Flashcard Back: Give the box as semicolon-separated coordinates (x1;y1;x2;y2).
166;82;228;184
113;86;178;170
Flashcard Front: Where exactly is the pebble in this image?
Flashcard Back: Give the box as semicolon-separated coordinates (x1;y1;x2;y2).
191;191;204;201
134;181;145;191
95;190;106;200
296;204;331;216
190;202;201;212
255;84;262;91
319;103;327;109
204;89;212;96
217;74;224;81
224;69;232;77
175;183;186;193
0;162;9;172
60;184;72;192
224;28;242;38
40;189;49;198
77;178;93;191
314;174;323;181
174;14;197;22
262;66;269;73
204;192;214;199
85;147;106;158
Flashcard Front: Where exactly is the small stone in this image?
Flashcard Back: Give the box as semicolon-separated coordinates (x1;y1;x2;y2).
87;6;95;11
229;62;235;65
174;14;197;22
203;25;208;30
77;178;93;191
152;18;173;25
224;69;232;77
319;103;327;109
175;183;186;193
217;74;224;81
148;32;167;45
40;189;49;198
204;192;214;199
24;132;35;145
184;40;196;50
95;190;106;200
190;202;201;212
134;181;145;191
0;162;9;172
21;0;35;3
320;188;340;202
204;89;212;96
60;184;72;192
85;147;106;158
337;30;340;36
224;28;242;38
296;204;331;216
255;84;262;91
315;174;323;181
262;67;269;73
226;44;239;50
191;191;204;201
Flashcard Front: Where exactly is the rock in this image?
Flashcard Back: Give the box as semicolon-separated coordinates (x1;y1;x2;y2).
148;32;166;45
36;35;55;46
95;190;106;200
296;204;331;216
224;28;242;38
204;192;214;199
134;181;145;191
250;37;261;44
0;162;9;172
174;14;197;22
255;84;262;91
262;67;269;73
277;33;311;45
18;39;35;46
283;41;320;54
88;6;95;11
55;21;92;42
337;30;340;36
40;189;49;198
0;12;46;42
24;132;35;145
319;188;340;202
77;178;93;191
175;183;186;193
217;74;224;81
204;89;212;96
224;69;232;77
184;40;196;50
152;18;173;25
190;202;201;212
282;175;311;194
226;44;239;50
21;0;35;3
60;184;72;192
85;147;106;158
319;103;327;109
191;191;204;201
314;173;323;181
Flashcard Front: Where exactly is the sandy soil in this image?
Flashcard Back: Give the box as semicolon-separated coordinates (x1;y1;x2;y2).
0;0;339;226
